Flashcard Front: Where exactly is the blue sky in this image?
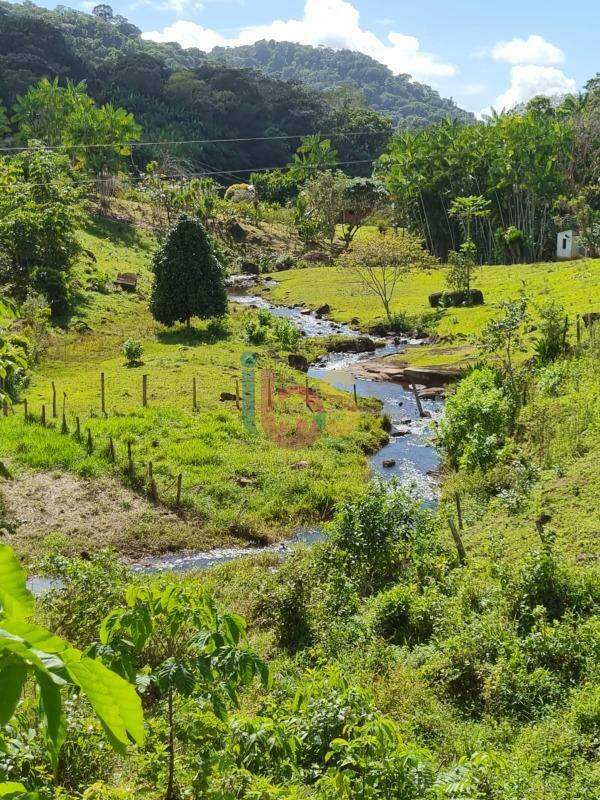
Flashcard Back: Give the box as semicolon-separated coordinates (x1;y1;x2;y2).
35;0;600;113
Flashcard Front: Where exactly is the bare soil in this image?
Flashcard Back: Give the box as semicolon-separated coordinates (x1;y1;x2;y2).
0;471;224;561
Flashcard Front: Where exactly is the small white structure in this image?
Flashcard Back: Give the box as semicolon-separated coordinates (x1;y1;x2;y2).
556;230;582;260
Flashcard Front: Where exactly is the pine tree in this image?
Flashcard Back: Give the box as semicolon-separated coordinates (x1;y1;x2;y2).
150;215;228;327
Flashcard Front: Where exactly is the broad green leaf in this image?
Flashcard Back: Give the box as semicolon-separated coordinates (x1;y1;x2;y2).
37;671;66;770
0;658;28;725
0;546;34;620
0;783;26;798
0;628;56;674
62;650;145;752
0;620;69;654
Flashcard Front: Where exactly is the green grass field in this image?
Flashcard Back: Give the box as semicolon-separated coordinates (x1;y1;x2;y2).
0;218;386;561
266;256;600;364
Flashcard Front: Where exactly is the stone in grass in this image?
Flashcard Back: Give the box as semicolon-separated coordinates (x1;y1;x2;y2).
291;460;310;470
220;391;237;402
316;304;331;317
382;459;396;468
236;476;257;487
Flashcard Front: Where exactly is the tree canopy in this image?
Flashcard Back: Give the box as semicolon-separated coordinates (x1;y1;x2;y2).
150;215;228;328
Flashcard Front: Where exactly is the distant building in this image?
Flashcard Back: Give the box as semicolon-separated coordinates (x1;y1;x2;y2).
556;230;583;260
114;272;138;291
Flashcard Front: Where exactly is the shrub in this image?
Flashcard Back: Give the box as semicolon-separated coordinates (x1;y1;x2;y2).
244;316;269;345
506;548;600;632
369;584;438;646
484;656;563;720
534;300;569;364
122;338;143;365
272;318;301;351
439;367;511;472
537;359;571;397
324;481;439;595
570;684;600;738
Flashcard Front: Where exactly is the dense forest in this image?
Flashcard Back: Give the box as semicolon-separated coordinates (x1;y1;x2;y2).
211;40;475;129
0;2;471;177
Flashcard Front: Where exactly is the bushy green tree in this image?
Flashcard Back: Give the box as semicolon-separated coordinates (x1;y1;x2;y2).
340;177;389;248
150;215;227;328
0;146;85;317
289;135;339;182
439;367;511;472
13;78;141;197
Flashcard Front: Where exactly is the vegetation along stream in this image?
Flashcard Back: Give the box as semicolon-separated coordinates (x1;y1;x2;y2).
132;292;443;575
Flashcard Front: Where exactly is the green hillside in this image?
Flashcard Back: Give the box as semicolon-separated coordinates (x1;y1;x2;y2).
212;39;475;128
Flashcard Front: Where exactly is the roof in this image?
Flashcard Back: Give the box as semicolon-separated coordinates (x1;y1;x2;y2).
114;273;138;286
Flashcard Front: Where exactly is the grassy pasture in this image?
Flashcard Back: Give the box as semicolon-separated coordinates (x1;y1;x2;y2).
265;256;600;364
0;218;386;560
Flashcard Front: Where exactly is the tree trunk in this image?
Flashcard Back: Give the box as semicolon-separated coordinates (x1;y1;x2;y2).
165;688;176;800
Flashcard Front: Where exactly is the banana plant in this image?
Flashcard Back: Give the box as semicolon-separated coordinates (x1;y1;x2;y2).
0;544;145;794
97;583;270;800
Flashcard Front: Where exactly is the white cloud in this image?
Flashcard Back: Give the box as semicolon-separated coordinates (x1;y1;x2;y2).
490;65;576;112
491;35;564;66
142;0;457;80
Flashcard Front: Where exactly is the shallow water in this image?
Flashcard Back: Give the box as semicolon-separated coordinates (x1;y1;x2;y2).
134;295;442;574
30;294;442;588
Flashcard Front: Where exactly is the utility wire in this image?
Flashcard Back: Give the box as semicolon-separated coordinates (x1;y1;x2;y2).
12;158;376;190
0;130;388;153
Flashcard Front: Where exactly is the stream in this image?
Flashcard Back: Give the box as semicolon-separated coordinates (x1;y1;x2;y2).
28;291;443;591
130;293;442;575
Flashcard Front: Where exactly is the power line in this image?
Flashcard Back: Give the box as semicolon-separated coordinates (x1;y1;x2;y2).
13;158;376;190
0;130;388;154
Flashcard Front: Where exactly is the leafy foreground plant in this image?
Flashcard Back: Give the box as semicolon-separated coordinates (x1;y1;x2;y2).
96;583;270;800
0;544;145;798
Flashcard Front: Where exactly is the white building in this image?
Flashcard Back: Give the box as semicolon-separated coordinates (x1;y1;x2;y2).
556;230;583;260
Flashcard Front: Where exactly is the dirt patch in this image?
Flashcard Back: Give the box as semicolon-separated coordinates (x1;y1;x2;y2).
0;471;224;561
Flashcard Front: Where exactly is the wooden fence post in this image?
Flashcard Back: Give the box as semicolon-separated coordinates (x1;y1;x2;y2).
61;412;68;435
455;492;463;530
142;375;148;408
86;428;93;454
41;405;46;426
100;372;106;415
176;473;182;507
52;382;57;418
108;436;115;462
24;398;28;421
448;517;467;565
411;383;425;418
353;383;358;406
147;461;158;503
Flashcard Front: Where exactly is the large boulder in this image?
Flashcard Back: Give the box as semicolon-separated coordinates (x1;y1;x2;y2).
288;353;309;372
326;336;377;354
428;289;484;308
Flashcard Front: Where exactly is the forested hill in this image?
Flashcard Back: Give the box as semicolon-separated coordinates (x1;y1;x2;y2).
0;2;473;175
210;40;475;128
